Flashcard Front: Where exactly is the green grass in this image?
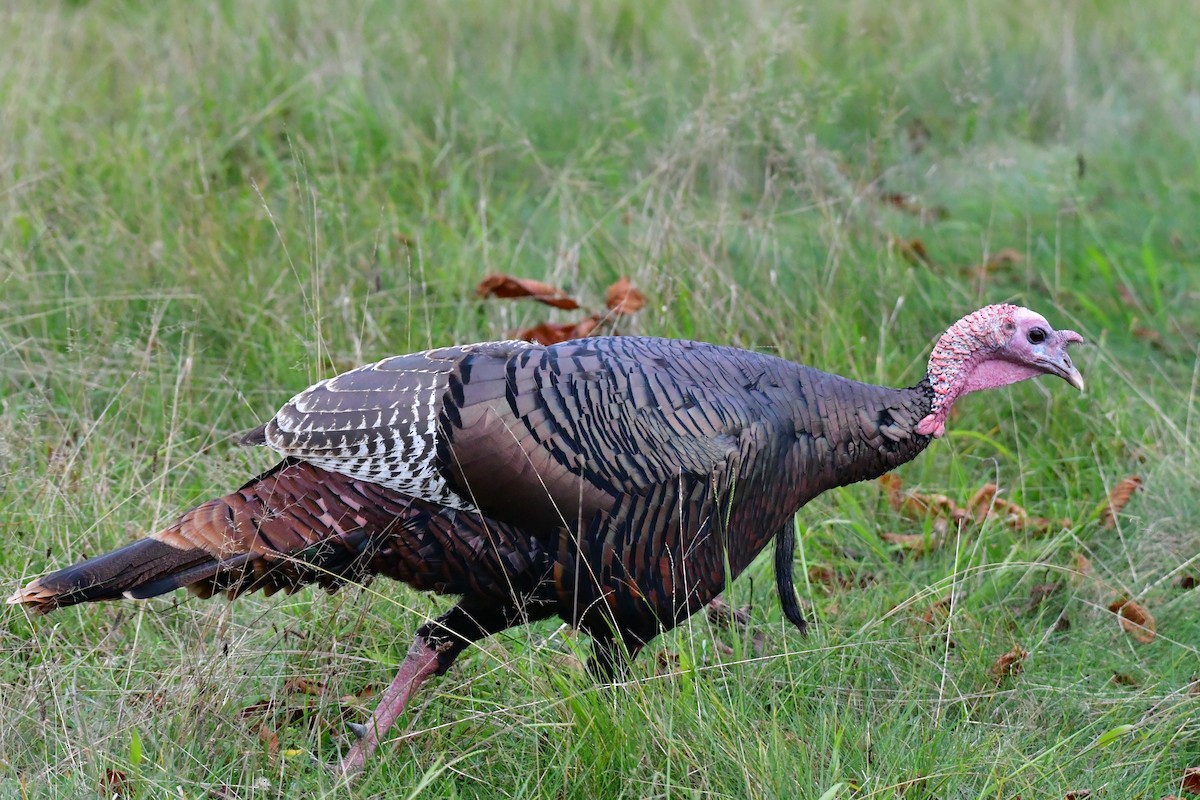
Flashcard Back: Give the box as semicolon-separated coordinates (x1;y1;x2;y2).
2;0;1198;797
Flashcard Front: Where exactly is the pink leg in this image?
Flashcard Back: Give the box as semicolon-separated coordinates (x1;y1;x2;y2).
334;638;442;777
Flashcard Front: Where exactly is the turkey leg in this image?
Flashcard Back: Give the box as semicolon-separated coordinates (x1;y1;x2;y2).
334;597;557;777
335;637;442;776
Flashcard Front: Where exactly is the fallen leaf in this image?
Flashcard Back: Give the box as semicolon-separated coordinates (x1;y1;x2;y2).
966;483;999;520
1108;597;1156;644
1111;672;1138;687
283;677;325;697
99;769;131;798
881;530;943;556
1100;476;1143;528
1025;516;1072;536
1132;325;1166;350
654;650;679;675
1183;766;1200;795
808;565;852;591
891;236;931;265
238;699;278;718
879;474;904;510
476;274;580;310
921;596;953;626
1186;677;1200;696
878;192;947;220
986;248;1024;269
572;314;601;338
1072;553;1093;585
605;276;646;315
1174;574;1197;590
989;645;1028;681
1024;582;1062;614
706;596;751;630
962;248;1025;281
259;724;279;758
1064;791;1092;800
515;321;584;345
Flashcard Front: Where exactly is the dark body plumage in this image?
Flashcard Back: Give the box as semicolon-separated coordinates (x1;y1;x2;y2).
19;336;932;657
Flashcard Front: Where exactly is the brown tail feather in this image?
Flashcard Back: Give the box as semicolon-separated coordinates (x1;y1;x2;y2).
8;459;385;613
7;538;223;613
10;458;552;616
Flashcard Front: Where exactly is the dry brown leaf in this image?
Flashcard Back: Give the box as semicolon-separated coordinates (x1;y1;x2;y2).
989;645;1028;681
1025;516;1072;536
878;191;947;220
1183;766;1200;795
705;596;752;630
1025;582;1062;614
654;650;679;675
808;565;852;591
879;474;904;510
516;314;605;345
881;530;943;556
1100;475;1143;528
986;248;1024;269
258;724;279;758
902;491;963;521
515;321;583;345
1108;597;1157;644
283;677;325;697
100;769;131;799
605;276;646;315
967;483;999;520
880;192;922;214
572;314;601;338
1132;325;1166;349
879;475;966;522
963;248;1025;281
1186;677;1200;696
1111;672;1138;687
476;274;580;310
1073;553;1093;585
921;596;953;626
893;236;931;265
1064;791;1092;800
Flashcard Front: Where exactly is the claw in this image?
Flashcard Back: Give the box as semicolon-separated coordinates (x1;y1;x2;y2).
346;722;368;741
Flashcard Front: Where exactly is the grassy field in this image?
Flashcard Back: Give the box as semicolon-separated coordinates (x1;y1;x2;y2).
2;0;1198;797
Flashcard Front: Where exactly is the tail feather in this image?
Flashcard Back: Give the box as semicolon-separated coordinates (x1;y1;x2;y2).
10;457;550;615
8;539;221;613
9;459;382;614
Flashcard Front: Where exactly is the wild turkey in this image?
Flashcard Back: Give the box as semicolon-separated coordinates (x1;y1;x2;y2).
9;303;1084;775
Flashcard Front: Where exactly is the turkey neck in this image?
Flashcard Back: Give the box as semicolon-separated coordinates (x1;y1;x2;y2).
722;369;935;577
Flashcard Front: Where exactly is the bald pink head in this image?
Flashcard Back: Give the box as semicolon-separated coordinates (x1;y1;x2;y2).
915;304;1085;438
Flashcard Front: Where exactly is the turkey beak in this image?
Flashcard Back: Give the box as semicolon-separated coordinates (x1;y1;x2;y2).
1053;330;1086;392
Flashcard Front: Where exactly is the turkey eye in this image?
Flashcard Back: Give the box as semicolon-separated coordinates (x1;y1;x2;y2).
1028;328;1047;344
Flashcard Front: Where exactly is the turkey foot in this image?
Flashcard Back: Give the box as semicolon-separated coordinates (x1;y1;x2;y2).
333;637;441;778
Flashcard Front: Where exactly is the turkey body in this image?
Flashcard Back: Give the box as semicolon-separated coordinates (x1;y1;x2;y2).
16;336;933;650
252;336;933;648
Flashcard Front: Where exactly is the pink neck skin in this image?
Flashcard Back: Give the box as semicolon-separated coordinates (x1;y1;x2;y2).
915;304;1021;438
